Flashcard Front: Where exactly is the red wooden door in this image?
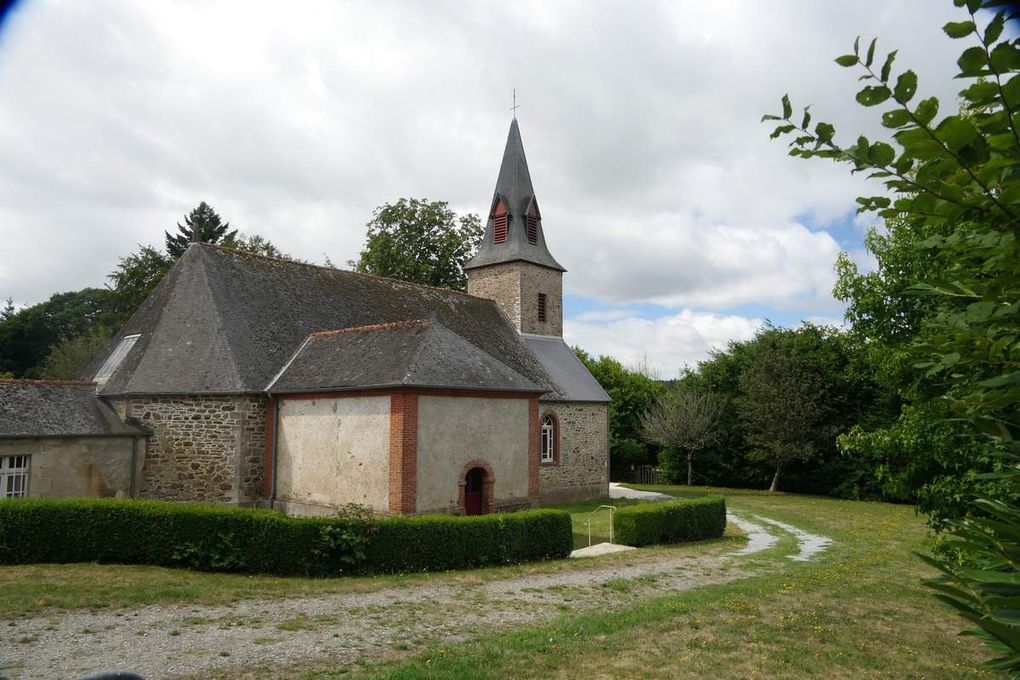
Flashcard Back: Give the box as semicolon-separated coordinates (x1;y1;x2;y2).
464;467;484;515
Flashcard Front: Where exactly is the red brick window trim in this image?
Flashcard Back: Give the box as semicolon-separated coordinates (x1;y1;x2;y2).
493;200;508;244
540;411;559;465
537;293;547;322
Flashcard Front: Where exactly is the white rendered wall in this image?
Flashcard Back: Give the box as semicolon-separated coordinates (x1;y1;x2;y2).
415;395;530;513
275;396;390;514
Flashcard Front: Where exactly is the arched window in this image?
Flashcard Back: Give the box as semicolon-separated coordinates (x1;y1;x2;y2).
493;200;508;244
526;203;540;245
540;414;556;463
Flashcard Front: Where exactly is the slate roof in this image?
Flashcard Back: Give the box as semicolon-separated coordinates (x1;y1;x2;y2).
268;319;544;394
521;335;611;403
465;119;566;272
0;380;145;438
93;244;575;399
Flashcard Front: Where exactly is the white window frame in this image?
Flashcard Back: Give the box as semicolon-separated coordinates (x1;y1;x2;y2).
540;415;555;463
0;455;30;499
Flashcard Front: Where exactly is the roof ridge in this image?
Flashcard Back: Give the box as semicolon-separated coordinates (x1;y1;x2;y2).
309;318;430;338
195;248;245;391
0;379;97;386
195;242;494;303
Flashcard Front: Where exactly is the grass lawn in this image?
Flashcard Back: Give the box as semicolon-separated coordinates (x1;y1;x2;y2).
551;496;645;548
330;486;995;680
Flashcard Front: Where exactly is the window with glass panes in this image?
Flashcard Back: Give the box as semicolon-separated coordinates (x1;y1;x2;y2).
0;455;29;498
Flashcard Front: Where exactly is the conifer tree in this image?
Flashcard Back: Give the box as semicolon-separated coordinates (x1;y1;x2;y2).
165;202;237;257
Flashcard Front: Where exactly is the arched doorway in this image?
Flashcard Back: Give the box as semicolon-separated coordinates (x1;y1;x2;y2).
463;467;486;516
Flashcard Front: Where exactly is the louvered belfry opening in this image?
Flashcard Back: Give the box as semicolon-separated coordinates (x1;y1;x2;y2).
538;293;547;322
526;202;541;245
493;200;508;244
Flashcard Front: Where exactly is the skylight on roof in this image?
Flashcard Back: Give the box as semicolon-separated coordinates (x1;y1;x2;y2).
94;334;140;387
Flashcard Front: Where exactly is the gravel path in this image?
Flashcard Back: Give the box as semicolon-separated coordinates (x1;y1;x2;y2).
0;510;829;680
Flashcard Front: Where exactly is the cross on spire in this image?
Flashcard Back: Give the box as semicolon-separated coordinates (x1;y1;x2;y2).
510;88;520;118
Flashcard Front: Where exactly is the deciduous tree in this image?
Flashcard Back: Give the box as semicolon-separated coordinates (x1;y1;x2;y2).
641;390;726;485
349;198;482;291
737;338;832;491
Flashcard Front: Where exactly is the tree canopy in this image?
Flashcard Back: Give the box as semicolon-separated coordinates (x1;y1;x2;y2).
641;390;726;486
349;198;482;291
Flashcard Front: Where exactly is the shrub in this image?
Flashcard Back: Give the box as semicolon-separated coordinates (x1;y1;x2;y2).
0;498;573;576
613;496;726;547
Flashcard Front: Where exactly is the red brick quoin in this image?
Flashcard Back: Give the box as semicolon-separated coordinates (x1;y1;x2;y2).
389;392;419;514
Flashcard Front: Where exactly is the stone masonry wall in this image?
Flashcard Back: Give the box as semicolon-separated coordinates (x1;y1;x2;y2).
115;396;267;505
518;263;562;337
467;263;521;329
538;401;608;504
467;262;562;337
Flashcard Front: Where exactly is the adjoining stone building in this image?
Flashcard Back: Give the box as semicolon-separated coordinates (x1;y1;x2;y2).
0;119;610;513
0;380;145;500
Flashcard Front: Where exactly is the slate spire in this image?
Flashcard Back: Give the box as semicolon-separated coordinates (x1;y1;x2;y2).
464;119;565;272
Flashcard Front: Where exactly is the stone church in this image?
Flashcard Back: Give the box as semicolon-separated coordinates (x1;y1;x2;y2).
0;120;610;515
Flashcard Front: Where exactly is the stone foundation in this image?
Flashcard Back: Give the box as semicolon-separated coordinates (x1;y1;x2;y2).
113;395;267;504
538;401;609;504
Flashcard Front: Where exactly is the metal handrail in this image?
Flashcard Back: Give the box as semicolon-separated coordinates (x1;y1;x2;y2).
585;504;617;547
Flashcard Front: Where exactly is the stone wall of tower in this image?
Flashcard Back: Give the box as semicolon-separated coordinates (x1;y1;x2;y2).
467;262;562;337
467;263;521;329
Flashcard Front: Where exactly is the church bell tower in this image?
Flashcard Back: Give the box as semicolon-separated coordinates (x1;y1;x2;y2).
465;119;566;337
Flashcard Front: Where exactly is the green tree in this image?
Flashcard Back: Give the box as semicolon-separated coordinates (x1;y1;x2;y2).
221;233;294;260
165;201;237;258
108;245;173;321
39;326;113;380
641;390;726;485
737;336;833;491
349;198;482;291
0;288;118;378
765;0;1020;665
675;324;892;495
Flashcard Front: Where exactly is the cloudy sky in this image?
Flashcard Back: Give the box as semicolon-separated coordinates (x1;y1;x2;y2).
0;1;970;375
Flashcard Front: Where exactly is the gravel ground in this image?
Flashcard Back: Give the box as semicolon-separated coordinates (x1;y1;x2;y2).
0;513;824;680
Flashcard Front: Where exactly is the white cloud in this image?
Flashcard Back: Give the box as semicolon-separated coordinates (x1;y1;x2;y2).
562;212;844;311
565;309;763;377
0;0;970;370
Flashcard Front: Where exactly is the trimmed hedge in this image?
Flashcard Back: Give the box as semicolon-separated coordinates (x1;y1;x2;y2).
613;496;727;547
0;498;573;576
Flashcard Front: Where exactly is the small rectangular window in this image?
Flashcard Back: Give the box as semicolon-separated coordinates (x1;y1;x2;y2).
0;455;29;499
94;334;141;387
537;293;547;323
